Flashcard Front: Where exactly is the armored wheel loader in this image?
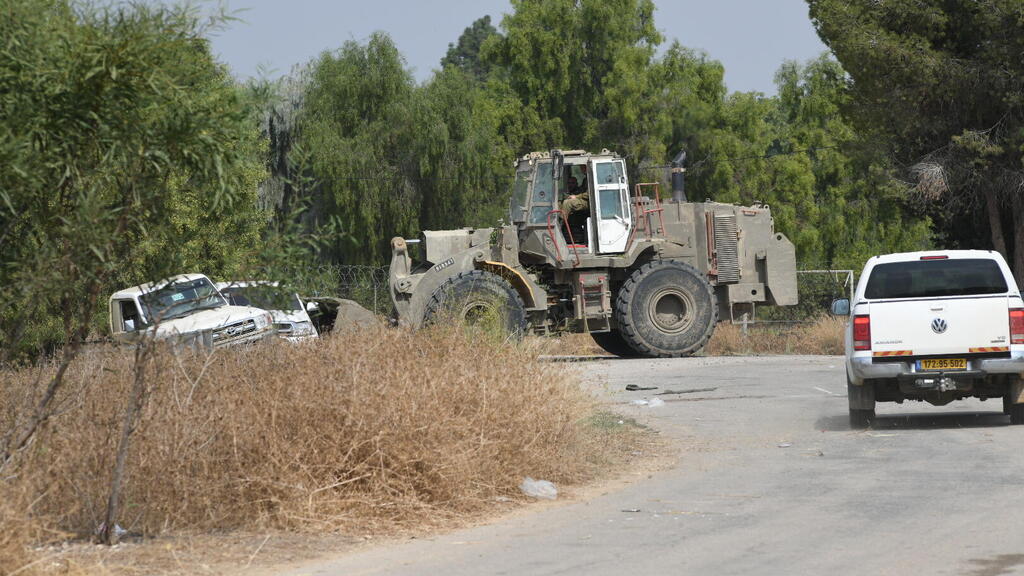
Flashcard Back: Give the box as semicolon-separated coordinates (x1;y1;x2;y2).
389;149;798;357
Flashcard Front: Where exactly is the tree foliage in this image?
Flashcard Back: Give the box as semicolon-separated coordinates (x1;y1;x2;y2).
0;0;267;358
808;0;1022;276
485;0;662;147
441;15;498;80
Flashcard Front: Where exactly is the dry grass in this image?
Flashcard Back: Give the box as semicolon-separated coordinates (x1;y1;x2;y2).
535;333;611;357
706;316;845;356
0;497;32;576
538;316;845;357
0;326;628;575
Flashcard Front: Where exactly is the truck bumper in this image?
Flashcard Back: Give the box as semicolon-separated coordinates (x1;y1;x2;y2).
849;351;1024;385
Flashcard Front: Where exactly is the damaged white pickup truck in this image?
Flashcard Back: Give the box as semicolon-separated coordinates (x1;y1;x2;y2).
109;274;274;348
835;250;1024;427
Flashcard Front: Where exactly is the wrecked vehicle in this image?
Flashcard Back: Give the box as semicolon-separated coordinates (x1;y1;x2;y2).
302;297;380;335
216;281;318;341
109;274;274;348
389;148;798;357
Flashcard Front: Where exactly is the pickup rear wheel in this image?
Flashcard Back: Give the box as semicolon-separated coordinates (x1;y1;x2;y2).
615;261;717;358
848;374;875;429
423;270;527;340
1009;399;1024;425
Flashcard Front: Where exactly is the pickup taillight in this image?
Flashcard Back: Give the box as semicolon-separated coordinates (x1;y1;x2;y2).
1010;309;1024;345
853;315;871;351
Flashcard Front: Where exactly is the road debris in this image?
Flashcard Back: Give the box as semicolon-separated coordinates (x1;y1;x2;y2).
657;387;717;395
520;477;558;500
777;442;793;448
625;384;658;391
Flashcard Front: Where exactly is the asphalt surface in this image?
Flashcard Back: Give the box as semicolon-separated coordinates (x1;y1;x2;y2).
280;355;1024;576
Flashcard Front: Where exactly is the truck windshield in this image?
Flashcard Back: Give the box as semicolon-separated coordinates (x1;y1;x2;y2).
509;169;530;223
140;278;226;322
865;259;1009;299
530;163;553;224
221;285;301;311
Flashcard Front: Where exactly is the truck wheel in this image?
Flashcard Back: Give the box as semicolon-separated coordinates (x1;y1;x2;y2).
591;331;640;358
848;376;875;429
615;261;717;358
1006;377;1024;424
1008;391;1024;425
1010;404;1024;425
423;270;527;340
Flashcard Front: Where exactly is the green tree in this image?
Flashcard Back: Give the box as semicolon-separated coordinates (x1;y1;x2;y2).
299;33;419;264
770;56;930;267
0;0;265;462
484;0;661;147
808;0;1024;277
441;15;499;80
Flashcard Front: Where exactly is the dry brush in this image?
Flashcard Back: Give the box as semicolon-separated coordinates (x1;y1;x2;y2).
0;327;613;574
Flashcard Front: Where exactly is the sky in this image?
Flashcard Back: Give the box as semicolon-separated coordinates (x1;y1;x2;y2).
205;0;830;95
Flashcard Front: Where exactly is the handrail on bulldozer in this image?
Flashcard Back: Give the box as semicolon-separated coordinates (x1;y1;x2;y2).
546;209;581;268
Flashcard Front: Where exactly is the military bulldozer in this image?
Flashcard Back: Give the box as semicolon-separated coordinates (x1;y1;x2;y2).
388;149;798;357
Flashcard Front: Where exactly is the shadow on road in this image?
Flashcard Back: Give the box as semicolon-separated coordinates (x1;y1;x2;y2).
539;355;619;363
816;410;1010;431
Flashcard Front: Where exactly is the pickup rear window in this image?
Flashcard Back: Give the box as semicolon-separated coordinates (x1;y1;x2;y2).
865;258;1008;299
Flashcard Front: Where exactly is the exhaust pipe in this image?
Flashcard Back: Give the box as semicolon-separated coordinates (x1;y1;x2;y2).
671;149;687;202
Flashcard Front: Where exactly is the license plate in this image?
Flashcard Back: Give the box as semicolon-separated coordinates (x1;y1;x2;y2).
918;358;967;371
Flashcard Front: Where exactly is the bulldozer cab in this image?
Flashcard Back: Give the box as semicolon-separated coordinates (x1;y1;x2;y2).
508;150;633;265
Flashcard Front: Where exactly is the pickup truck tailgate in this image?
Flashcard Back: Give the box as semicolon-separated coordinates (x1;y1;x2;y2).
869;296;1010;356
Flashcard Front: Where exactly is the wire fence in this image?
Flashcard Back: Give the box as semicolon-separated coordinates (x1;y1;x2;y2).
303;265;391;316
750;269;854;325
318;265;856;323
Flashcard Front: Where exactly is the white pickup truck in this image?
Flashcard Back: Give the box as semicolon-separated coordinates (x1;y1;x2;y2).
109;274;274;348
835;250;1024;427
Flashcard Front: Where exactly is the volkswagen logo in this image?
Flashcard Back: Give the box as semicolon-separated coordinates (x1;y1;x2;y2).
931;318;948;334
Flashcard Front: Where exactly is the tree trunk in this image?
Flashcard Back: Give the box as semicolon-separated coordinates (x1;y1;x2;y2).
985;188;1008;259
99;342;153;545
1013;196;1024;287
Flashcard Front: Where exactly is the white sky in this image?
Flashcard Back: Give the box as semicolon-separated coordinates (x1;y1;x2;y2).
205;0;830;95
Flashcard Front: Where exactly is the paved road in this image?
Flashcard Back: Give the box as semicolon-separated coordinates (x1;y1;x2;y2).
282;356;1024;576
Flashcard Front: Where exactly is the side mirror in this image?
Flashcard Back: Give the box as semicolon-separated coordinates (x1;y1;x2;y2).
124;319;136;332
830;298;850;316
306;301;320;313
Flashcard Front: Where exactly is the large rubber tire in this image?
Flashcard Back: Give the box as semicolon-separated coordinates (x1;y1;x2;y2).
423;270;527;340
1010;404;1024;425
615;261;717;358
848;377;875;429
591;331;640;358
1006;377;1024;424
